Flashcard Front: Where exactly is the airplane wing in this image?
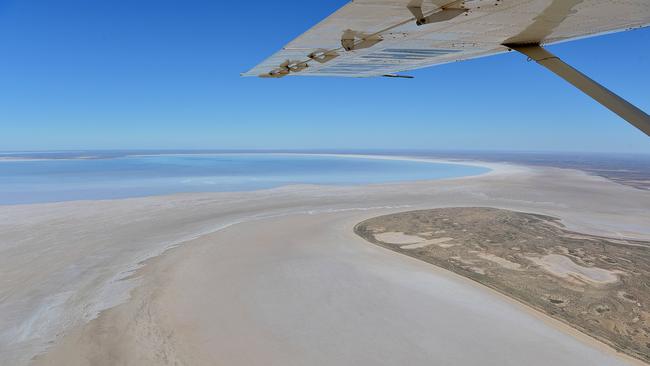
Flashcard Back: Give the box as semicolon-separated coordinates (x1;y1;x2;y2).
243;0;650;136
243;0;650;78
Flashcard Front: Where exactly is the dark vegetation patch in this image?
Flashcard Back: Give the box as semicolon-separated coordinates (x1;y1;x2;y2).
355;207;650;363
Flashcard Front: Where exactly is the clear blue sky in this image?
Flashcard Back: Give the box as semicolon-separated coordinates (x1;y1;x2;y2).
0;0;648;153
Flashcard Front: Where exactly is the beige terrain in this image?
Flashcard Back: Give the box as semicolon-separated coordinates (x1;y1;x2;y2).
1;157;649;365
355;207;650;362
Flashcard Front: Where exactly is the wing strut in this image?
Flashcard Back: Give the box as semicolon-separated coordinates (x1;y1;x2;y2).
506;44;650;137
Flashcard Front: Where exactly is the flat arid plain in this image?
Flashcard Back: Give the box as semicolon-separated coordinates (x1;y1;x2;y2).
1;157;649;365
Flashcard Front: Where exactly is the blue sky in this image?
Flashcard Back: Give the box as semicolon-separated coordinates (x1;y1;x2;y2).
0;0;648;153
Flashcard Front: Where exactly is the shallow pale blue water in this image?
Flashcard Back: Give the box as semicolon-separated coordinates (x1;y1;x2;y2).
0;153;489;205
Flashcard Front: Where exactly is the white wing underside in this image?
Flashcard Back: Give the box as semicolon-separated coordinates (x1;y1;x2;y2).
243;0;650;78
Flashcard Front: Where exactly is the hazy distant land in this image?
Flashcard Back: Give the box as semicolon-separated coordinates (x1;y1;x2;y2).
406;151;650;191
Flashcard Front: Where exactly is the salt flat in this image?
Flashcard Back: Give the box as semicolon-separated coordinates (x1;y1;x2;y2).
1;159;649;365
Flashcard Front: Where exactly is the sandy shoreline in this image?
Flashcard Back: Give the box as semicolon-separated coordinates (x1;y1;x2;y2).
1;157;649;365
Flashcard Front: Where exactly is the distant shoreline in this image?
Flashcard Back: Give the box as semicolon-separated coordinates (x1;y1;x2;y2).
0;153;491;206
1;150;646;190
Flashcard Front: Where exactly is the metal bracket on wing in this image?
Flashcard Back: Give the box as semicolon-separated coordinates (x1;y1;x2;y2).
287;61;309;73
259;60;309;78
341;30;383;51
308;50;339;63
408;5;466;26
382;74;414;79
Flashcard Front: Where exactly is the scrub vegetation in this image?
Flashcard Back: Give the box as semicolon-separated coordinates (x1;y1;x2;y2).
355;207;650;363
